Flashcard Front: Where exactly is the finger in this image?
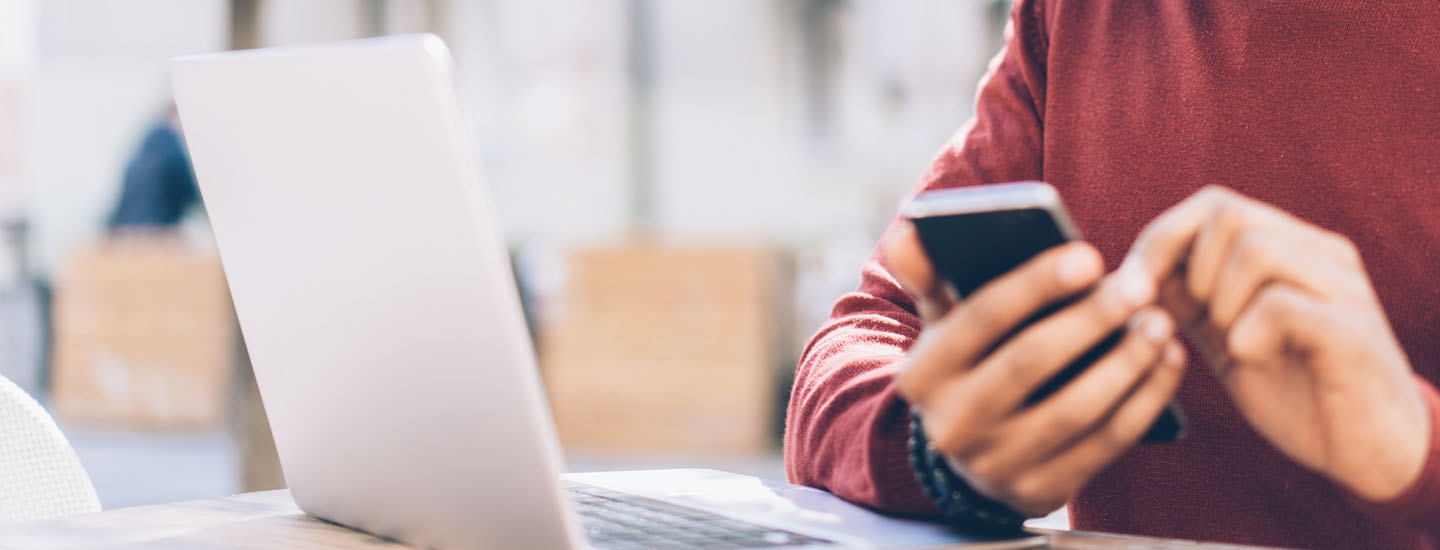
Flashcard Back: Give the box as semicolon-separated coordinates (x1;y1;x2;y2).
1207;233;1357;329
974;308;1174;478
1154;253;1230;367
883;223;954;322
967;264;1156;412
1186;197;1360;309
1157;270;1204;330
1227;283;1328;366
1123;185;1237;286
1004;341;1186;514
1185;191;1306;302
900;242;1104;393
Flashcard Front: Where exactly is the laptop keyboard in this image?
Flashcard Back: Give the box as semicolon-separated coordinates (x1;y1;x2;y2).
565;482;835;549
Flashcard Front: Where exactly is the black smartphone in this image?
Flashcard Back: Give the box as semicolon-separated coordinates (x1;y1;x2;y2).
901;182;1185;443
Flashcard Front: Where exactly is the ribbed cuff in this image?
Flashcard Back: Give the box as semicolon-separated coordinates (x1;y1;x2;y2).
1354;378;1440;529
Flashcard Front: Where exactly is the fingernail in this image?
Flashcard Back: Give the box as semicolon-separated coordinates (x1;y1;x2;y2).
1141;312;1172;343
1118;263;1155;307
1056;249;1099;289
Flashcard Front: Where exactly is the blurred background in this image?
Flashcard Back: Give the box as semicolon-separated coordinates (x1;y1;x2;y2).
0;0;1020;518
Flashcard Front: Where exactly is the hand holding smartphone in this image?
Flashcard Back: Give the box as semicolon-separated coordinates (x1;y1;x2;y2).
901;182;1186;443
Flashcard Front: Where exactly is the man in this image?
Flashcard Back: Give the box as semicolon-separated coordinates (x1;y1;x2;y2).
784;1;1440;548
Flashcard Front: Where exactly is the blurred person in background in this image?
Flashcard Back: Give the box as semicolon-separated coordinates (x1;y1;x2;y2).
107;104;199;231
785;1;1440;548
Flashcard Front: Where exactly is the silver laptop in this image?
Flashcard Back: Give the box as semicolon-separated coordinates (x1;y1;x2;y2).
172;35;1043;550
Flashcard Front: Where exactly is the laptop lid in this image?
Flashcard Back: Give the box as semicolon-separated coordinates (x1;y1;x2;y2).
172;35;580;549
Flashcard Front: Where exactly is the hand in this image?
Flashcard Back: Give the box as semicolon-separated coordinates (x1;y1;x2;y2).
1125;186;1431;502
888;224;1186;517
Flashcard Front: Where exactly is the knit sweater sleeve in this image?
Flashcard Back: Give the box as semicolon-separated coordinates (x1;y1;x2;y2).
782;0;1050;516
1353;376;1440;540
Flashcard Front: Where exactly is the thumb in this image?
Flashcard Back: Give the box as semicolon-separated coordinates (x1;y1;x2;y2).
883;222;955;322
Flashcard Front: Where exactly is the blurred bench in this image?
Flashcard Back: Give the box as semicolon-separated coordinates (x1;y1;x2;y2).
50;237;234;430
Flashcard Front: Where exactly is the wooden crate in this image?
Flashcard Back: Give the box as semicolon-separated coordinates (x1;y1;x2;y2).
541;245;783;454
50;238;236;429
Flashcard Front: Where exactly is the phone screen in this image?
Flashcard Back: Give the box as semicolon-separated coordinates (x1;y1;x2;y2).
910;207;1071;299
906;201;1185;443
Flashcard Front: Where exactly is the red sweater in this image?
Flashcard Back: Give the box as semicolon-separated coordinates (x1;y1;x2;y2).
784;1;1440;548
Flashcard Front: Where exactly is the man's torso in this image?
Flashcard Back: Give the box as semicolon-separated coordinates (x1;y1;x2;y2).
1037;2;1440;547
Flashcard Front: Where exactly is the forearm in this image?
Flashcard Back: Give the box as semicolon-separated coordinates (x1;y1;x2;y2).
785;0;1049;515
784;267;937;516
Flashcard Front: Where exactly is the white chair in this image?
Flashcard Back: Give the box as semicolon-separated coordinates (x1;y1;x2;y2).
0;375;100;524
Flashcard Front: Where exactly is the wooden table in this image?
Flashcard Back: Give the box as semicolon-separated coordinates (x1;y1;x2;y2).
0;490;1281;549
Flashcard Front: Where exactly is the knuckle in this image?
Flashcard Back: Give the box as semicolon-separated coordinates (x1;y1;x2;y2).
1234;233;1268;268
1326;232;1362;265
1212;199;1248;232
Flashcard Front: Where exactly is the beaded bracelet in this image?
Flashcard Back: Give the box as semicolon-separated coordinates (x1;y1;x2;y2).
907;406;1028;533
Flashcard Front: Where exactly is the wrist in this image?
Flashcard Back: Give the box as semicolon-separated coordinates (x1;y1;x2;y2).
907;406;1028;532
1345;384;1433;503
1345;379;1440;527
